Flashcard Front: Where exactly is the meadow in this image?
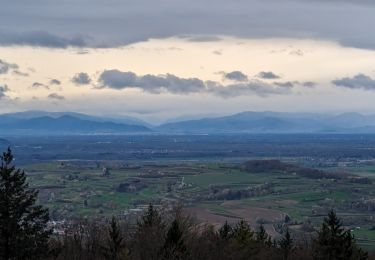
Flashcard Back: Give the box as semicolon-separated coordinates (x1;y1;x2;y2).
24;158;375;249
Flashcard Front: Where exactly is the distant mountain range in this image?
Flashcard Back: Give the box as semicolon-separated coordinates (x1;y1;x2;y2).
0;110;150;126
2;110;375;135
158;111;375;134
0;111;151;135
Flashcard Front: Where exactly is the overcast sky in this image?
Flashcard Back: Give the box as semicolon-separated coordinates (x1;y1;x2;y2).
1;0;375;123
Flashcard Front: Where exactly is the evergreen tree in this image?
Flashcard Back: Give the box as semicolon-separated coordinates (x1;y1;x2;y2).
137;203;162;228
134;203;166;260
256;224;272;247
102;216;128;260
0;148;52;260
160;219;187;260
218;221;233;240
313;210;368;260
231;220;264;258
232;220;254;246
278;228;293;260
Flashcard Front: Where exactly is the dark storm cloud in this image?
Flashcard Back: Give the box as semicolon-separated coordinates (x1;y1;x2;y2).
0;84;9;99
332;74;375;90
98;69;291;97
72;73;91;85
0;0;375;49
223;71;248;82
256;71;281;79
48;93;65;100
50;79;61;85
0;59;18;74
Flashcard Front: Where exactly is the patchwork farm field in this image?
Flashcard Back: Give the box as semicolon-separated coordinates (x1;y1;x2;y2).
24;159;375;249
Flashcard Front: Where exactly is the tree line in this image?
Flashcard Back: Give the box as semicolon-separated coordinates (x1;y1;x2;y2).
0;148;373;260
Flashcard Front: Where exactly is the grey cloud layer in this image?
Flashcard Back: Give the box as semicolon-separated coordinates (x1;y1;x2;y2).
0;59;18;74
31;82;49;89
257;71;281;79
98;70;291;97
224;71;248;82
99;70;206;94
1;0;375;49
303;81;316;88
332;74;375;90
275;81;316;88
0;85;9;99
0;31;86;48
274;82;294;88
50;79;61;85
206;81;289;98
13;70;29;77
48;93;65;100
72;73;91;85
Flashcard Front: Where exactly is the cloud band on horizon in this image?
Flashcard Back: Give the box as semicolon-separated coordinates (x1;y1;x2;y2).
97;69;293;97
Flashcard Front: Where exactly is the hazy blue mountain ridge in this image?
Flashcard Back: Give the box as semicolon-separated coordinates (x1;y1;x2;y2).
2;110;375;135
0;114;151;135
158;111;375;133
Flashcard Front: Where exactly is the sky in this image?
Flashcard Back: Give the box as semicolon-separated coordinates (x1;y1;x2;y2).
1;0;375;123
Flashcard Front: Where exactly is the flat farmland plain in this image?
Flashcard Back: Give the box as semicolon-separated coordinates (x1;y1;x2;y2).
23;158;375;249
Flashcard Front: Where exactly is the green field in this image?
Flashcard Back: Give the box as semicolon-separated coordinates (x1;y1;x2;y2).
24;159;375;249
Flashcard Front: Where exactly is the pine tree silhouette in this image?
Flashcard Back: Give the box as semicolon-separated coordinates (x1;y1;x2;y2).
0;148;52;260
137;203;162;228
313;210;368;260
135;203;166;260
218;221;233;240
232;220;254;246
256;224;272;247
160;219;187;260
102;216;128;260
279;228;293;260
